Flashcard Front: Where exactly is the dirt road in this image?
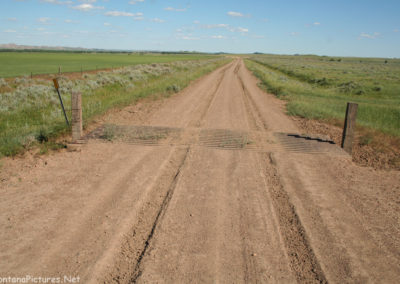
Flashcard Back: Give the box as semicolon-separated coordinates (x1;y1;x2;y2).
1;59;399;283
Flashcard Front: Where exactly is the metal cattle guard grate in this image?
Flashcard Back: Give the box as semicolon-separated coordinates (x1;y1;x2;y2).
85;124;347;155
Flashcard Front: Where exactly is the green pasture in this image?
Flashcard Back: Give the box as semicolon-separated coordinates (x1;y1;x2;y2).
0;52;215;78
245;55;400;137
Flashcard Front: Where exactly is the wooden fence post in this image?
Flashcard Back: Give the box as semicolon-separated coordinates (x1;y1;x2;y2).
71;92;82;142
59;66;61;75
53;78;69;127
341;102;358;154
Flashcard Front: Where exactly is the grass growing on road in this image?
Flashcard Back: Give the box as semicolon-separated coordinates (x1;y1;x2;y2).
0;57;231;157
245;55;400;138
0;52;216;78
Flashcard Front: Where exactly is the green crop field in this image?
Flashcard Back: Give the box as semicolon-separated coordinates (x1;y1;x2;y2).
0;52;215;78
0;56;230;157
245;55;400;138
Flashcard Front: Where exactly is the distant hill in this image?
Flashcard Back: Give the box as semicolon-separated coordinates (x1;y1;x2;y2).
0;43;93;51
0;43;140;53
0;44;212;54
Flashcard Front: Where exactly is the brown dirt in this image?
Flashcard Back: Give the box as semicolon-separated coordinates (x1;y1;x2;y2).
291;117;400;170
0;59;399;283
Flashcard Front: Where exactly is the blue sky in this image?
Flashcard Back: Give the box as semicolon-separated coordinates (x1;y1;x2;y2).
1;0;399;57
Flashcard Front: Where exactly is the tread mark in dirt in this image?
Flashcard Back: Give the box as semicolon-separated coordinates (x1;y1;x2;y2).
237;72;269;131
264;153;328;284
189;62;232;128
130;147;190;283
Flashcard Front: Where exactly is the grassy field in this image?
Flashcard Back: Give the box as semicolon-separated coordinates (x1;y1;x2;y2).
0;57;231;156
0;52;215;78
245;55;400;138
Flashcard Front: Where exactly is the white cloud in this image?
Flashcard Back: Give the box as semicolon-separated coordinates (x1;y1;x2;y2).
38;17;51;23
3;29;17;33
104;22;111;26
7;17;17;21
181;36;200;40
65;19;79;23
79;0;97;2
164;7;186;12
105;11;142;17
305;22;321;28
72;3;104;11
41;0;72;4
151;18;165;23
133;16;144;21
290;32;300;36
394;29;399;33
211;35;226;39
129;0;144;4
202;23;249;34
203;24;229;29
193;20;200;24
359;32;380;39
227;11;244;17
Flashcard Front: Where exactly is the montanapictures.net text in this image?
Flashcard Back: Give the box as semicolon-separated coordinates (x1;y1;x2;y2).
0;276;80;283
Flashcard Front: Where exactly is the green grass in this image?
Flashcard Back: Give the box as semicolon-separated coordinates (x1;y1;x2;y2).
0;57;231;156
0;52;216;78
245;55;400;138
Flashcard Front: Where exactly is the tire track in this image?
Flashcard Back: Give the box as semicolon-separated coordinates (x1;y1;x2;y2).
237;69;269;131
89;147;190;284
130;146;190;283
237;163;265;283
17;146;168;279
264;152;327;284
238;59;327;282
188;61;233;128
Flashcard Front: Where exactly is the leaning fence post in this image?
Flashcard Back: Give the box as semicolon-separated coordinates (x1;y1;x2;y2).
341;102;358;154
53;78;69;127
71;92;82;142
